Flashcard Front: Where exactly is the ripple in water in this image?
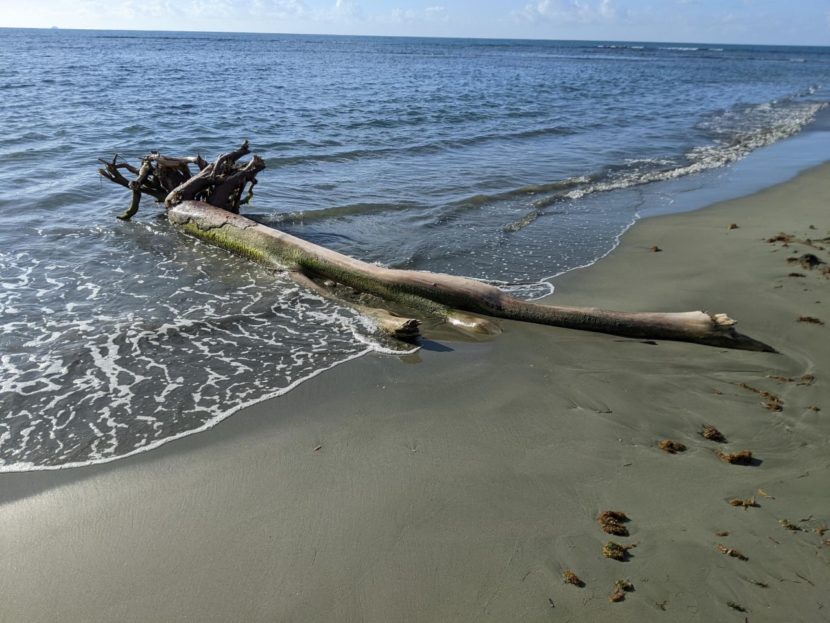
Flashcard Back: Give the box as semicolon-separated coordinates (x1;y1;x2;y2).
0;225;406;472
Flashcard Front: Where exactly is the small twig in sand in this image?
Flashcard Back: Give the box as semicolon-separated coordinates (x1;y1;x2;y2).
779;519;803;532
718;544;748;561
726;601;747;612
729;497;759;509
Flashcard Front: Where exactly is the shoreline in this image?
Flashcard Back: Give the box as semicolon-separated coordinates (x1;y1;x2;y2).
2;164;828;621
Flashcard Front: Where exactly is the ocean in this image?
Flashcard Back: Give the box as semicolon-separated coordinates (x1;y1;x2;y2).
1;28;829;471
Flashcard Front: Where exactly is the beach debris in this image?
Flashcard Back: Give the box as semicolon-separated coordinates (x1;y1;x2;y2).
548;597;555;608
779;519;803;532
603;541;635;561
609;579;634;602
787;253;825;270
807;405;821;412
313;444;323;452
717;544;748;561
757;488;774;500
715;531;730;537
797;315;825;325
798;373;815;386
729;497;759;509
650;245;662;252
737;382;783;411
655;600;668;611
748;579;769;588
815;525;828;537
700;424;726;442
726;601;747;612
768;232;795;243
728;223;739;230
658;439;686;454
562;569;585;587
598;510;630;536
99;142;780;353
716;449;754;465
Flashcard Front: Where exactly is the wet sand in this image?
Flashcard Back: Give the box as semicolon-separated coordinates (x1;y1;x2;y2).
1;165;829;622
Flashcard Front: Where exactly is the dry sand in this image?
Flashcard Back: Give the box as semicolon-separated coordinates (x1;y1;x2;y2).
1;165;829;622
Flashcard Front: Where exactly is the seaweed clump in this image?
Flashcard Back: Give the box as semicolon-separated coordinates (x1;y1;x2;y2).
609;579;634;602
658;439;686;454
603;541;635;561
700;425;726;442
562;569;584;587
598;510;630;536
717;449;754;465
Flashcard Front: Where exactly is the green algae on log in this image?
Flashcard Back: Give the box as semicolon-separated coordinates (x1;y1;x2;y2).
99;142;776;351
167;200;775;351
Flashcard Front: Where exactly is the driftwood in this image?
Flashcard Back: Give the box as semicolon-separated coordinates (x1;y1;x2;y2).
99;143;775;352
98;140;261;220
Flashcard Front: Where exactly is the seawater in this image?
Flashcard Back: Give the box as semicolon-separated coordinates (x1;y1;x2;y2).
1;29;829;470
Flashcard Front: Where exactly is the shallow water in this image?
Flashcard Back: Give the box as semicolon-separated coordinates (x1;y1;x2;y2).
1;29;829;470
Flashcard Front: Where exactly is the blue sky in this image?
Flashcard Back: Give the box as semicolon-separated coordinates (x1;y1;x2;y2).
2;0;829;45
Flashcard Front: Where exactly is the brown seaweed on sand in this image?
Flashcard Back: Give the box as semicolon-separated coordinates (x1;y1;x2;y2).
779;519;804;532
562;569;585;587
798;373;815;386
717;544;748;561
798;315;825;326
787;253;825;270
700;424;726;442
603;541;635;561
717;449;754;465
737;382;783;411
729;497;759;509
598;510;630;536
609;579;634;602
658;439;686;454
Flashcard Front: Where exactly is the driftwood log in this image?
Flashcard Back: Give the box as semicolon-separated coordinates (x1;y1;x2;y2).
99;142;775;352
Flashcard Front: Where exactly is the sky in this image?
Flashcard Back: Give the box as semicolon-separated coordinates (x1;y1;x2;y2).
1;0;829;45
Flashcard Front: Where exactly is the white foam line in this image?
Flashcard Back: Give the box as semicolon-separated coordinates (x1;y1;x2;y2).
0;344;386;474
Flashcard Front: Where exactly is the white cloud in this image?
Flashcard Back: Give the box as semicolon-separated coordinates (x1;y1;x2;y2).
250;0;309;19
374;5;449;26
517;0;620;24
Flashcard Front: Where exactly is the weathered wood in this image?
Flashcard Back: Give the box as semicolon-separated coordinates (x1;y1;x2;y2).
99;142;774;351
290;271;421;342
98;141;259;219
168;200;775;352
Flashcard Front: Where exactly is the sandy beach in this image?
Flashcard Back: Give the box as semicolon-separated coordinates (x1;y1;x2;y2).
2;164;829;622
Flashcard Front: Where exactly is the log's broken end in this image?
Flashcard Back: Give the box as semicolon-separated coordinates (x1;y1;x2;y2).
705;313;777;353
